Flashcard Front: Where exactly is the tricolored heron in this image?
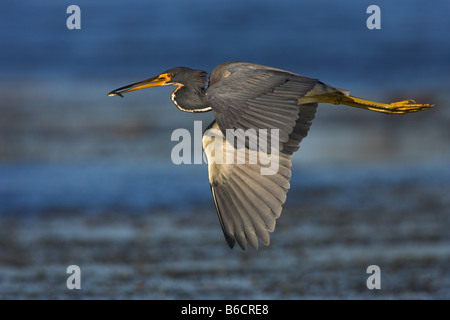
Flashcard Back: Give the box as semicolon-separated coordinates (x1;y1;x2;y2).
108;62;433;250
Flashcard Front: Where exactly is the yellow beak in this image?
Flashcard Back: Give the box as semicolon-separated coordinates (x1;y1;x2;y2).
108;73;172;97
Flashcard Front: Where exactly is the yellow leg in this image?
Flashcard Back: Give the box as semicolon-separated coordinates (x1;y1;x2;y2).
312;93;434;114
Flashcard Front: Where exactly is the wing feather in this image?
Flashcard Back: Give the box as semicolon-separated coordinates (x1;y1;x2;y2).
206;63;319;150
203;107;317;249
203;63;320;249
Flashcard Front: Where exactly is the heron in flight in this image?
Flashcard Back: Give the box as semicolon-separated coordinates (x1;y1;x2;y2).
108;62;433;250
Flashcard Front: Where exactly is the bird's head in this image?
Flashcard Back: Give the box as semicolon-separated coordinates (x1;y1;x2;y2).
107;67;207;98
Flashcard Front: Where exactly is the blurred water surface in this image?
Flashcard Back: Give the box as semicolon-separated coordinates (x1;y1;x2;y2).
0;0;449;299
1;1;449;212
1;0;449;87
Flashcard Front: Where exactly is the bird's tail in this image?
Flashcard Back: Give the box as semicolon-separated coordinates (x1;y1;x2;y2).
305;92;434;114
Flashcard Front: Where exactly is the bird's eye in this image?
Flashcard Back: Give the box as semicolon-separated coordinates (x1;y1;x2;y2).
167;73;173;78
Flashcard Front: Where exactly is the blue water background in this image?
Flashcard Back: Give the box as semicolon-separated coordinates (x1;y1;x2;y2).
0;0;449;214
1;0;449;87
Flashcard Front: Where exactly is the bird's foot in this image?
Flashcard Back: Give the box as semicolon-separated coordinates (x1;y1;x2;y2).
316;94;434;115
384;99;434;114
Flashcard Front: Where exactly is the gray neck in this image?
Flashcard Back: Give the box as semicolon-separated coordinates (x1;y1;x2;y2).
171;85;211;113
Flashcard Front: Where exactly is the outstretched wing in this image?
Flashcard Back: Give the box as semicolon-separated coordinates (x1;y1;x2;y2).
203;102;317;249
206;62;320;152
